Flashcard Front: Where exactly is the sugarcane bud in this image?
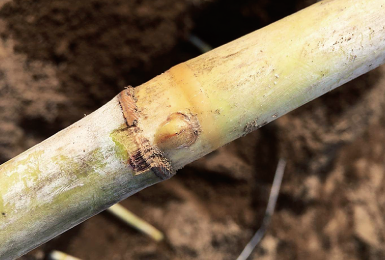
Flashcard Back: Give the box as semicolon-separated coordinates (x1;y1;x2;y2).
154;112;200;151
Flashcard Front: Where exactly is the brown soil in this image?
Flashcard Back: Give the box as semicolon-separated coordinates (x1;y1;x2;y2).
0;0;384;259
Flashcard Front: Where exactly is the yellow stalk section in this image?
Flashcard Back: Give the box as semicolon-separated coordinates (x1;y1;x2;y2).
108;204;164;242
137;0;385;169
1;0;385;259
49;251;82;260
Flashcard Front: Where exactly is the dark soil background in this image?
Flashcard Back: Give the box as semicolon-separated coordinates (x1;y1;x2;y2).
0;0;385;259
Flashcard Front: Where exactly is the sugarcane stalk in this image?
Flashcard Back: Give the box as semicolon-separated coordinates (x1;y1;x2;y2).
107;203;164;242
49;251;82;260
1;0;385;259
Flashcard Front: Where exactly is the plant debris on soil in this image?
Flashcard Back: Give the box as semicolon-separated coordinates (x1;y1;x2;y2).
0;0;385;259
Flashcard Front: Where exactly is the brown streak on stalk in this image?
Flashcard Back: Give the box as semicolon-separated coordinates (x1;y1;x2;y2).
118;86;139;126
118;87;175;180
